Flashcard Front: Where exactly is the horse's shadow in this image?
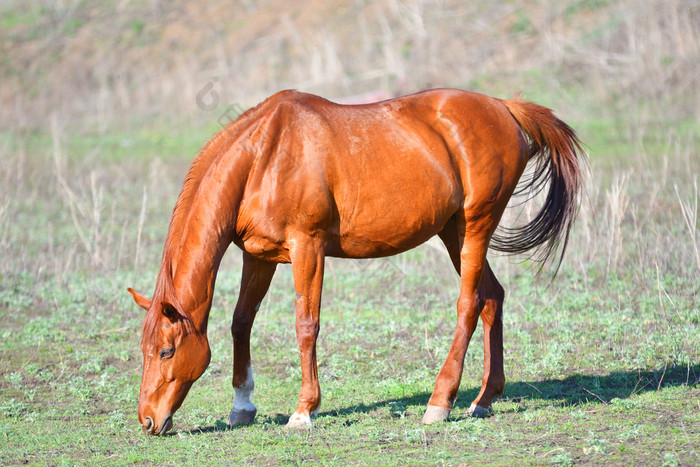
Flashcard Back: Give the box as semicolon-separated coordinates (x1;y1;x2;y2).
182;362;698;434
319;362;698;420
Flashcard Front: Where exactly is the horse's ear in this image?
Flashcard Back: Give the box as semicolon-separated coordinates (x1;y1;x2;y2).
161;299;195;332
161;300;180;321
127;287;151;311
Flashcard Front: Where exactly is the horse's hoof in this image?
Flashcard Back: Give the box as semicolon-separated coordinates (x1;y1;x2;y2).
228;408;257;427
466;404;492;418
422;405;450;424
285;412;313;429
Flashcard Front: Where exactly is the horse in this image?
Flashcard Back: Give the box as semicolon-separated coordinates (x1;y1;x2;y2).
127;88;585;435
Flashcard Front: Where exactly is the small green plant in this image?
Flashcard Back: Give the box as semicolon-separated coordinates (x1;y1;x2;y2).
403;428;426;445
550;451;574;466
618;426;642;441
108;410;126;429
584;431;608;454
662;452;680;466
4;371;23;389
0;399;26;418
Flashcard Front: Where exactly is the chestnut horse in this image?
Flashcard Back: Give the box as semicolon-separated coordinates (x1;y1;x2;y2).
128;89;585;435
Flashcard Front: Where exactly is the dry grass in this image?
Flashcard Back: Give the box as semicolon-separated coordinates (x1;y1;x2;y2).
1;0;698;132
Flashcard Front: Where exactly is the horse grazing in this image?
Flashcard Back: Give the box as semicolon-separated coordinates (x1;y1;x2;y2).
128;88;585;435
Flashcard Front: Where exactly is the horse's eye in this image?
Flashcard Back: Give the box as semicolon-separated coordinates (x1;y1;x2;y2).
159;347;174;359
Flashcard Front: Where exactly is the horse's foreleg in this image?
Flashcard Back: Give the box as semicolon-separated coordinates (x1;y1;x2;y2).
423;227;489;424
468;261;505;418
229;252;277;427
286;236;325;429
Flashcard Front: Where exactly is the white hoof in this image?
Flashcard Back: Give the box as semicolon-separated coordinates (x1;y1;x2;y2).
228;408;257;426
285;412;313;429
422;405;451;424
466;404;492;418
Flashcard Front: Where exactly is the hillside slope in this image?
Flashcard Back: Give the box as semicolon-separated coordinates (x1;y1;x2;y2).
1;0;698;130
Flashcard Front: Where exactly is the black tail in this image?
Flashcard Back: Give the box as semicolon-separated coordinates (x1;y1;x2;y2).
491;96;587;272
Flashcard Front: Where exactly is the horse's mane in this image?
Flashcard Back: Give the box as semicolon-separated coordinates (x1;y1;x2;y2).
141;94;285;345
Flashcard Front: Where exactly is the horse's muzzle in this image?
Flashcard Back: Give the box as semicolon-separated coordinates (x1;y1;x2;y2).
142;415;173;436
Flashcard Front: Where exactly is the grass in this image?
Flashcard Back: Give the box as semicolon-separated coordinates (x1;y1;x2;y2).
0;263;697;465
0;110;698;464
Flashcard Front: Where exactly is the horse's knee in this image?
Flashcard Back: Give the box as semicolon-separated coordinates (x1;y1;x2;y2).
482;268;504;302
491;279;504;304
231;314;253;339
456;290;480;313
231;300;261;339
295;319;320;341
478;272;504;323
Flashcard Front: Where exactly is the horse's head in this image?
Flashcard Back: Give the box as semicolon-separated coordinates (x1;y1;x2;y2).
128;287;211;435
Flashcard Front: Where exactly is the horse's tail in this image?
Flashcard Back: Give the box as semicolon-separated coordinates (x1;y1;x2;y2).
491;96;587;271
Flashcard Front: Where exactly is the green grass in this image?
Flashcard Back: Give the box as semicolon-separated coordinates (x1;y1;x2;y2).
0;262;697;465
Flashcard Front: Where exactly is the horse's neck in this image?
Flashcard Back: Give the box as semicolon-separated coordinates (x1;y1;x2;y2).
168;147;254;334
169;228;228;335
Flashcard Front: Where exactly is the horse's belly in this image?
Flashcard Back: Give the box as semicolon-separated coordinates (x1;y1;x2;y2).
328;201;455;258
329;229;440;258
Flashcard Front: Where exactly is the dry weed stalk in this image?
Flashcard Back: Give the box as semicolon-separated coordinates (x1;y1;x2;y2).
604;172;630;277
674;177;700;273
133;185;148;272
51;115;105;268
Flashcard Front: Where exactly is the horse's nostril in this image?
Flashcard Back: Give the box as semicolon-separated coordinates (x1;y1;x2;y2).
143;417;153;434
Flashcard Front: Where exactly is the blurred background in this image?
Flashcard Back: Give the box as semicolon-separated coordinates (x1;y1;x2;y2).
2;0;698;131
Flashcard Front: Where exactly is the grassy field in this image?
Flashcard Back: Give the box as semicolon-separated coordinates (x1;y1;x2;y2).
1;0;699;465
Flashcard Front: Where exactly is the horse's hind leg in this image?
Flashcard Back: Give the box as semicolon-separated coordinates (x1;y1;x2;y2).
469;262;505;417
229;252;277;426
423;219;490;424
423;217;504;422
